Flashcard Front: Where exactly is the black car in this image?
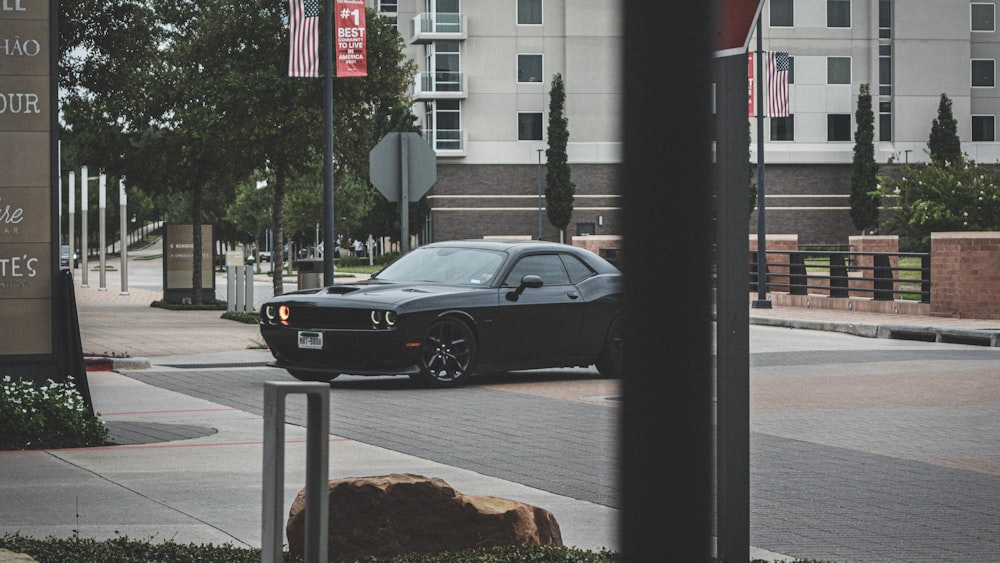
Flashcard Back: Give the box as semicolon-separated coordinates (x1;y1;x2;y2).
260;240;624;387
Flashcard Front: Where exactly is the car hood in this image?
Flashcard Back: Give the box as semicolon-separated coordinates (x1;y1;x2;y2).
274;280;487;307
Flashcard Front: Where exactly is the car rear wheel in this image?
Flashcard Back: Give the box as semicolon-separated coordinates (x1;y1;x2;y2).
596;315;624;379
287;370;340;383
414;318;477;387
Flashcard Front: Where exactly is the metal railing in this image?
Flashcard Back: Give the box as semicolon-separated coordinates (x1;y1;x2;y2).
750;249;931;302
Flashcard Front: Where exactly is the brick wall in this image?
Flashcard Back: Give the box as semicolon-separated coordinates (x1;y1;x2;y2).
930;232;1000;319
750;164;856;246
430;164;622;242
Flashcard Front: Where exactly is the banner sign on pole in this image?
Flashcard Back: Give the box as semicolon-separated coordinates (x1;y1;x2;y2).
747;52;755;117
335;0;367;77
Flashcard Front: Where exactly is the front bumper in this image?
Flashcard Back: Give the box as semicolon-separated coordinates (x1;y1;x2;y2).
260;324;423;376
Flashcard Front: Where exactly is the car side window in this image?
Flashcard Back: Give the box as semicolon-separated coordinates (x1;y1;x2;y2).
503;254;571;286
560;254;596;283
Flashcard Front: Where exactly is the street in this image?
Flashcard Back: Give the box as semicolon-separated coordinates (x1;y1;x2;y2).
119;327;1000;562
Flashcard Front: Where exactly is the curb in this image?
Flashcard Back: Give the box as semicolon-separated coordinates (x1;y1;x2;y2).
751;316;1000;347
84;357;152;372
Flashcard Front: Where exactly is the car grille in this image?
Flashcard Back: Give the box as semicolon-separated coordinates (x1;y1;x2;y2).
285;305;381;330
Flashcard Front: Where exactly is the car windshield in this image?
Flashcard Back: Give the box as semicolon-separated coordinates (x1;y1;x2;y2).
373;246;506;286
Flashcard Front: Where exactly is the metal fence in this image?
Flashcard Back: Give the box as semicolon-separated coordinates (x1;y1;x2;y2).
751;250;931;303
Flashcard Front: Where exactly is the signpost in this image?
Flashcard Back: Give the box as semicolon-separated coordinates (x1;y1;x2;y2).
369;132;437;254
0;0;62;382
713;2;765;562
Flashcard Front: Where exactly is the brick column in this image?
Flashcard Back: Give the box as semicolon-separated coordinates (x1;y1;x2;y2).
848;235;899;298
749;234;797;293
930;232;1000;319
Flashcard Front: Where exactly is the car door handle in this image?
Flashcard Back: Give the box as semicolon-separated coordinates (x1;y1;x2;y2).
567;291;580;300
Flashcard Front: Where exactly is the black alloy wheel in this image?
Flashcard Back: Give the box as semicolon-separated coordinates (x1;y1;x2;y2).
416;317;477;387
596;315;624;379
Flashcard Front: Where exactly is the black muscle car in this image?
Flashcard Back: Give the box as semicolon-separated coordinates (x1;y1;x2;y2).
260;239;623;387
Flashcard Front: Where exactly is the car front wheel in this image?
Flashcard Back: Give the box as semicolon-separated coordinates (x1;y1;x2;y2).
414;318;477;387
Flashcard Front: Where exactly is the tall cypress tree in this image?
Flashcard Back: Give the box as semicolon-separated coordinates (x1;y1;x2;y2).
545;73;575;241
928;93;962;166
850;84;879;232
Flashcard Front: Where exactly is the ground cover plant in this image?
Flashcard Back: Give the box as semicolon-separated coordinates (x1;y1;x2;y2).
0;376;108;450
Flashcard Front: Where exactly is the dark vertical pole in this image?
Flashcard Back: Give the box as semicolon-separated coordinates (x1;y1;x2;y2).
753;15;771;308
322;0;336;285
621;1;714;560
714;51;751;563
400;134;410;254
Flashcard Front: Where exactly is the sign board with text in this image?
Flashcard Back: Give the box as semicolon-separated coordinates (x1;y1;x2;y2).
163;224;216;304
1;0;58;360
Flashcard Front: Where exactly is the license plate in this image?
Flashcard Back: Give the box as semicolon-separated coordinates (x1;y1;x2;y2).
298;331;323;350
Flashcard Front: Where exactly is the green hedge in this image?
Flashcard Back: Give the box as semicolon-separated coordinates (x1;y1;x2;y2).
0;535;621;562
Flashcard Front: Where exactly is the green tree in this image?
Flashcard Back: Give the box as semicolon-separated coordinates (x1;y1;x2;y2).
62;4;417;299
545;73;575;242
875;160;1000;250
850;84;879;232
928;93;962;166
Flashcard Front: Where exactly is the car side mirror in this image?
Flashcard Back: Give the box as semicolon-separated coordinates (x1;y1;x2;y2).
506;274;543;302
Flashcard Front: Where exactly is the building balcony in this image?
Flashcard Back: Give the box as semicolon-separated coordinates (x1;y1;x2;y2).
423;129;466;156
409;12;467;43
413;71;467;100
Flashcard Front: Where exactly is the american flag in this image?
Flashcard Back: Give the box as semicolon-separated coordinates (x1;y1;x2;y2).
767;51;790;118
289;0;319;77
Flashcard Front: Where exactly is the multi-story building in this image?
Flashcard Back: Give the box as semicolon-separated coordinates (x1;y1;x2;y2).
752;0;1000;244
372;1;999;246
372;0;623;243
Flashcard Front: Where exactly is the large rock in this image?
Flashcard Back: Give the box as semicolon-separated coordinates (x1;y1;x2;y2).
286;473;562;561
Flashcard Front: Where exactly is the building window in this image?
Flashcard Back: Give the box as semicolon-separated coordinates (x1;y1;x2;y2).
973;115;996;141
377;0;398;12
518;112;543;140
427;41;461;92
879;0;891;38
828;114;851;141
879;45;891;96
827;57;851;84
430;100;462;150
972;3;995;31
972;59;996;87
518;54;543;83
770;115;794;141
770;0;793;27
879;101;892;141
828;0;851;28
517;0;542;25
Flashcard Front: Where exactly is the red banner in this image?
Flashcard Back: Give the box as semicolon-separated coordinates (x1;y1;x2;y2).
747;52;755;117
335;0;367;78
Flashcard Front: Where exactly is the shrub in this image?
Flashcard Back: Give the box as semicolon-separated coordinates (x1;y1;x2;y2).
0;376;109;450
0;534;629;563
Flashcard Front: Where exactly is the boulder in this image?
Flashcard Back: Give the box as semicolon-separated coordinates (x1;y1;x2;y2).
0;550;38;563
286;473;562;561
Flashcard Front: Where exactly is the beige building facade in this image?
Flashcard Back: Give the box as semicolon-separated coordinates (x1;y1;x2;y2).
372;0;623;242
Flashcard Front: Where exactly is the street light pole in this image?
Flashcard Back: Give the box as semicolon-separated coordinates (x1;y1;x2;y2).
537;149;544;240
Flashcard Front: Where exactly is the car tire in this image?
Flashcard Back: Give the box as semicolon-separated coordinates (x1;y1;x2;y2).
414;317;477;388
287;370;340;383
596;315;624;379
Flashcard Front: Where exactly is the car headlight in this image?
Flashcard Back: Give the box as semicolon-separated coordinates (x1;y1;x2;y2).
264;305;276;322
370;310;397;328
278;305;291;324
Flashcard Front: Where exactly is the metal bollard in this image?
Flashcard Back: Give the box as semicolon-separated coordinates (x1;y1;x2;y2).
227;266;236;312
244;265;254;312
262;382;329;563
